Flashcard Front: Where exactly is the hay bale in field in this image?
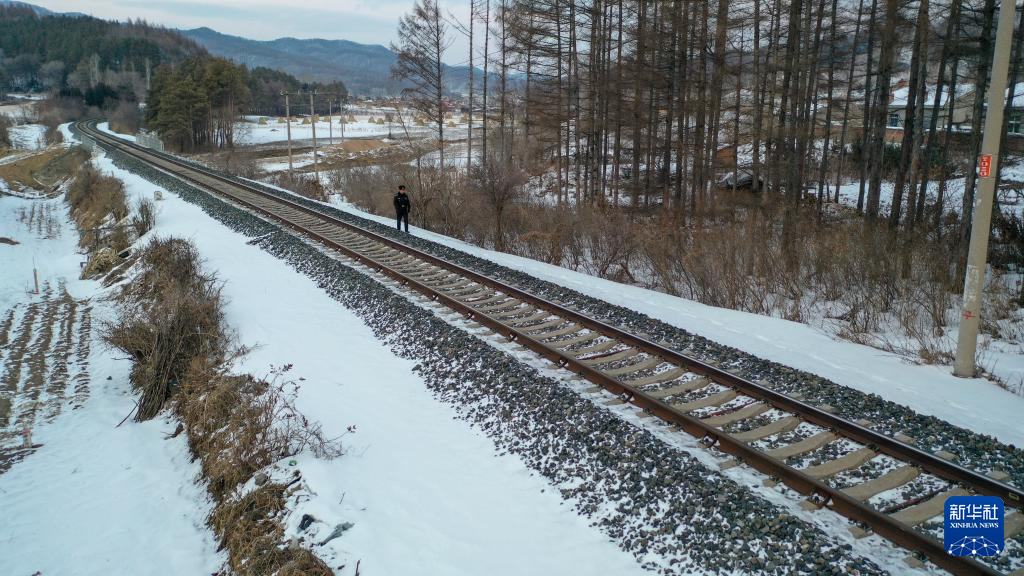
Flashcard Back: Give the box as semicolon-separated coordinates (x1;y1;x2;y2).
346;114;356;122
447;121;457;128
257;117;268;125
301;117;311;125
276;117;286;124
376;118;385;125
415;118;426;126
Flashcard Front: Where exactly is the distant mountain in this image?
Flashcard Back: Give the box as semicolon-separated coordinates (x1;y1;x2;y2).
182;27;477;97
182;27;398;96
0;0;51;15
0;0;85;17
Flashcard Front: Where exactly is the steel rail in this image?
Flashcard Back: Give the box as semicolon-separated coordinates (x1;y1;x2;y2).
78;120;1015;575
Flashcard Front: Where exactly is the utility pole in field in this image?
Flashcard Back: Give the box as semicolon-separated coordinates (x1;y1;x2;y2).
328;98;334;147
309;89;319;188
282;91;294;180
953;0;1017;377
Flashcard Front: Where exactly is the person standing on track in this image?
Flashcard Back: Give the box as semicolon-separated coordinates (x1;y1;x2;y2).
394;185;411;232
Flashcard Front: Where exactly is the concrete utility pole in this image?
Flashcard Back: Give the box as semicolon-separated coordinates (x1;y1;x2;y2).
310;90;319;189
282;91;294;180
954;0;1017;377
328;98;334;147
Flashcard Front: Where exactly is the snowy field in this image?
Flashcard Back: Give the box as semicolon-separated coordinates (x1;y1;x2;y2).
235;114;473;146
321;195;1024;448
74;129;649;575
0;187;223;575
7;124;47;150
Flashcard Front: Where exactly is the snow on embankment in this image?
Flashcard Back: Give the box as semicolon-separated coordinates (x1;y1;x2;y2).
0;187;222;575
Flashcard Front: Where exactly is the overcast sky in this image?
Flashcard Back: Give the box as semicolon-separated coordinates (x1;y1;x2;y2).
33;0;474;64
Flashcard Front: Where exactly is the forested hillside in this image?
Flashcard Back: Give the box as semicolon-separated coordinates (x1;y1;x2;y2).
0;6;202;97
0;7;347;146
0;5;205;130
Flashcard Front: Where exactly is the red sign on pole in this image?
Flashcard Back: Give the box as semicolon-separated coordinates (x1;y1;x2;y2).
979;154;993;178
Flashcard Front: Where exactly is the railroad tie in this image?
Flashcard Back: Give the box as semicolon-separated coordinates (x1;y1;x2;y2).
478;299;521;312
409;269;446;281
626;367;690;389
535;323;584;339
430;278;469;290
580;348;638;366
701;402;769;427
465;294;507;307
1006;511;1024;539
552;331;601;348
732;416;800;443
673;389;737;412
449;286;487;299
494;306;537;320
764;431;837;460
524;318;565;333
603;356;663;377
567;339;619;358
890;488;969;526
801;447;877;480
509;311;550;326
644;375;710;398
841;466;920;502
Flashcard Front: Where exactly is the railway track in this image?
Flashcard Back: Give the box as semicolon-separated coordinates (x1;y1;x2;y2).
78;120;1023;575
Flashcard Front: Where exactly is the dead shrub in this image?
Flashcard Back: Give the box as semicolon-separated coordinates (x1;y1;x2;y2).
0;115;11;148
103;238;228;421
176;360;344;500
210;483;332;576
264;172;326;201
130;198;156;238
66;164;129;253
104;236;342;574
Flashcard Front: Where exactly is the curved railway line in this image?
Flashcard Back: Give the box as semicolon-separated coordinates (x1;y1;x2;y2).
78;120;1023;575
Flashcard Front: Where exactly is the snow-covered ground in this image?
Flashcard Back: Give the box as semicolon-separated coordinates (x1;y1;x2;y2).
8;124;47;150
235;114;473;146
97;121;136;143
81;132;649;575
324;195;1024;448
0;190;223;575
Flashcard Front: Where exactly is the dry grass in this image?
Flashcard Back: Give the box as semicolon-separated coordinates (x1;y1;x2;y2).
130;198;156;238
66;164;131;266
104;236;340;574
103;238;227;420
210;483;332;576
0;146;87;192
336;165;1022;370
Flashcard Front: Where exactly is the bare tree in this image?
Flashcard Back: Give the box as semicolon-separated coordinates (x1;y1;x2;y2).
393;0;453;179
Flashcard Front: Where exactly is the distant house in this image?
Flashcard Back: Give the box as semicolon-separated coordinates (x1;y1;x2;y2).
885;82;1024;142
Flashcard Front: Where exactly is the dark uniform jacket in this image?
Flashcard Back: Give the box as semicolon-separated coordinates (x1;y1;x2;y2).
394;191;411;214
